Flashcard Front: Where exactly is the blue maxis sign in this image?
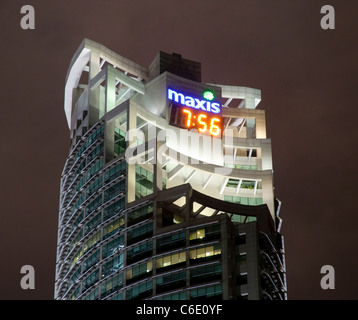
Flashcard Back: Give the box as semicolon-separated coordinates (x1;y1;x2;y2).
167;88;221;114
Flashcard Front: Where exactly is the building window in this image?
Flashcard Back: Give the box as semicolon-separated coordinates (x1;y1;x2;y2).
87;157;103;181
101;254;124;278
70;285;81;300
155;292;186;300
104;161;126;184
189;244;221;263
72;211;84;233
156;271;186;293
135;165;153;199
241;180;256;189
86;176;103;199
114;127;126;156
127;204;153;227
126;261;153;284
157;231;186;253
73;194;85;215
110;292;123;300
189;224;221;243
224;195;263;207
70;248;83;269
76;142;87;160
101;273;123;299
127;222;153;245
69;265;81;288
156;251;186;270
83;231;101;254
83;249;100;273
103;217;124;240
88;125;104;146
87;142;104;163
82;269;99;293
189;229;205;241
85;194;102;216
103;198;125;222
102;235;124;259
226;178;240;188
71;230;83;249
190;263;222;285
125;280;153;300
126;241;153;264
104;179;125;203
190;284;222;299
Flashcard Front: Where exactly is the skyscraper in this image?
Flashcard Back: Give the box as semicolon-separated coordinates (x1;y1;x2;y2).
55;39;286;300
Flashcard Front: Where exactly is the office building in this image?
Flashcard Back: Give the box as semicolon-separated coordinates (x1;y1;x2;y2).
55;39;287;300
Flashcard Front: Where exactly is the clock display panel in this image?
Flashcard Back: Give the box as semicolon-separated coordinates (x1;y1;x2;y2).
170;103;223;137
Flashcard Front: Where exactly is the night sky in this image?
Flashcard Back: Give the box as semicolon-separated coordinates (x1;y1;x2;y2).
0;1;357;300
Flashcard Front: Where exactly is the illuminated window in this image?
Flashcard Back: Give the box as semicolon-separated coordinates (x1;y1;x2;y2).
189;229;205;241
190;244;221;260
156;251;186;269
126;261;153;282
189;224;221;242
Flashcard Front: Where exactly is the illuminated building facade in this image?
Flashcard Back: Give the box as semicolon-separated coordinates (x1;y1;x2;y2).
55;39;287;300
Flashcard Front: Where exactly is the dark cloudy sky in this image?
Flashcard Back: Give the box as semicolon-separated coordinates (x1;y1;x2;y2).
0;0;357;300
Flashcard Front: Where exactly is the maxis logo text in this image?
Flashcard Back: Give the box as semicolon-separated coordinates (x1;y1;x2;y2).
168;89;221;114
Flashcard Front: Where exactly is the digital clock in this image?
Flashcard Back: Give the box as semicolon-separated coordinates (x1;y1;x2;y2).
168;88;223;137
170;104;223;137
